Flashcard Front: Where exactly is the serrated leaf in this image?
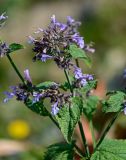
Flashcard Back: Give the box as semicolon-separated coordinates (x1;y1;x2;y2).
56;97;83;142
91;139;126;160
76;80;97;96
83;80;97;92
102;91;125;113
83;96;99;119
36;81;58;90
69;45;92;67
44;142;74;160
25;99;49;116
9;43;24;53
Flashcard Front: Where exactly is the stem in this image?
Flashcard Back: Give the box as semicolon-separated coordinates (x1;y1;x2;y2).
75;59;90;158
75;59;80;67
48;113;59;128
95;110;121;151
7;54;25;84
74;144;85;158
64;69;73;93
89;119;96;149
78;121;90;159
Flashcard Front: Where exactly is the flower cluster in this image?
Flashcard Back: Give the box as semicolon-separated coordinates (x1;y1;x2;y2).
4;69;71;115
73;66;93;87
0;41;10;57
29;15;84;68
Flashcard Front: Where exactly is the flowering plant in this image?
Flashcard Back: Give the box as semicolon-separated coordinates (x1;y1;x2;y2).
1;13;126;160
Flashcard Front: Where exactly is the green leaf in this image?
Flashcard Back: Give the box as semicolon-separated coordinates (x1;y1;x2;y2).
83;96;99;119
36;81;58;90
69;45;91;67
75;80;97;97
91;139;126;160
102;91;125;113
60;82;70;91
9;43;24;53
83;80;97;93
44;142;74;160
25;99;49;116
56;97;83;142
60;76;74;91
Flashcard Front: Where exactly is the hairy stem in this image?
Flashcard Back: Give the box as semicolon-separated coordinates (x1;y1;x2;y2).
48;113;59;128
64;69;73;93
7;54;25;84
95;110;121;151
78;121;90;159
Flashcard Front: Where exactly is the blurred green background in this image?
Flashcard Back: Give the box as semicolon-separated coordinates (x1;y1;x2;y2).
0;0;126;159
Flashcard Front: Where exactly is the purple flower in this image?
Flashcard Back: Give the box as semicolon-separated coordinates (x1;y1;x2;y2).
0;42;9;57
51;101;59;115
74;66;83;79
67;16;75;24
84;43;95;53
0;12;8;21
32;92;44;103
72;33;84;48
24;69;32;83
28;36;36;44
50;15;67;31
4;85;29;103
3;91;15;103
41;54;53;62
73;66;93;87
83;74;94;81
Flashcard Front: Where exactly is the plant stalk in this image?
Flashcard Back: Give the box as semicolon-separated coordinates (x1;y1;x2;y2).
95;110;121;151
78;121;90;159
7;54;25;84
64;69;73;93
48;113;59;128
